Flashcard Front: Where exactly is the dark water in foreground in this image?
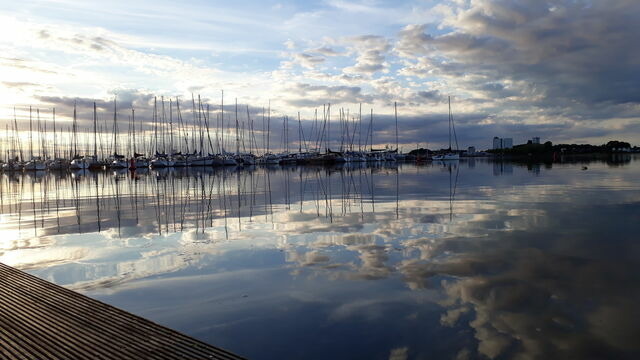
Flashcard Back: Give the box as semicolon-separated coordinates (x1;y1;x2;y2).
1;157;639;359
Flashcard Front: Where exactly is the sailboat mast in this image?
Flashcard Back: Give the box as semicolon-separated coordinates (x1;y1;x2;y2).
154;97;158;155
369;109;373;151
132;108;136;156
29;106;33;159
220;91;224;154
113;98;118;156
247;105;253;155
298;112;302;153
169;99;173;154
161;96;166;154
38;109;45;159
93;103;97;158
359;103;362;152
52;108;57;159
267;100;270;154
235;98;239;155
448;95;452;151
395;101;398;152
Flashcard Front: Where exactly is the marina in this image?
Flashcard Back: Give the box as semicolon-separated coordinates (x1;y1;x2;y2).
1;99;425;173
2;0;640;358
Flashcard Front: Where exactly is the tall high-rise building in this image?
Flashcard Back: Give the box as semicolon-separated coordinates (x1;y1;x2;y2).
493;137;513;149
493;137;502;149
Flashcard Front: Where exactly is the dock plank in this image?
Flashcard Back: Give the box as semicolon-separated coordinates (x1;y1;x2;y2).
0;263;245;360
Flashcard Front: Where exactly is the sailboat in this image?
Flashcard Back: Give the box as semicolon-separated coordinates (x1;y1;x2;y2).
130;108;149;169
432;96;460;161
109;99;128;169
69;103;92;170
23;107;47;171
2;113;22;171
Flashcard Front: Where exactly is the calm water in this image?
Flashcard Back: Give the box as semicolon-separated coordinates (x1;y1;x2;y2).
2;158;640;359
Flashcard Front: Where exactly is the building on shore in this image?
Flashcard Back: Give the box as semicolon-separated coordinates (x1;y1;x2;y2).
492;137;513;149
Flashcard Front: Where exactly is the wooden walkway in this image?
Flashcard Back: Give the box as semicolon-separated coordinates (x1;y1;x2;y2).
0;263;245;359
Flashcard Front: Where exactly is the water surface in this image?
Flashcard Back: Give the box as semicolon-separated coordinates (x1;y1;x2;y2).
2;158;639;359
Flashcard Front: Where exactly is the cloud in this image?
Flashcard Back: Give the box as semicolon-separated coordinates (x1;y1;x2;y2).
344;35;391;76
291;53;326;69
397;1;640;107
311;46;343;57
282;83;373;108
2;81;40;89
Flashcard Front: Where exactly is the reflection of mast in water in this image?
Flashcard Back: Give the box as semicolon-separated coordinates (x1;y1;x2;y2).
339;170;346;216
40;173;48;228
30;175;37;237
71;173;82;233
17;176;25;235
370;166;376;213
113;172;122;238
316;168;332;221
357;167;364;220
220;169;229;240
94;172;101;232
312;169;320;217
299;168;304;214
249;168;256;222
267;168;274;224
284;167;291;210
396;166;399;219
0;174;4;214
153;172;162;235
236;169;241;231
448;162;460;221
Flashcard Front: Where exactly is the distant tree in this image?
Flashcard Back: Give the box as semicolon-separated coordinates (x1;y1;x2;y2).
605;140;630;149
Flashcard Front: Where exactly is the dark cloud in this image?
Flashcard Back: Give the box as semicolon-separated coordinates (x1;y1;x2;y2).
283;83;374;108
396;0;640;136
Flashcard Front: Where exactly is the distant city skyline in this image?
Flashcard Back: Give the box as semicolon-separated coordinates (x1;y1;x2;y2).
1;0;639;150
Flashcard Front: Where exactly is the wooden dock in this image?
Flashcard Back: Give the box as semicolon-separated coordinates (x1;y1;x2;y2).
0;263;245;359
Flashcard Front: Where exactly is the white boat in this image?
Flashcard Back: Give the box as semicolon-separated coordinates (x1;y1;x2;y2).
69;157;91;170
134;157;149;169
432;153;460;161
239;154;256;165
172;155;187;167
2;161;22;172
264;154;280;164
222;156;237;166
150;157;169;168
110;158;128;169
48;158;70;170
433;96;460;161
24;157;46;171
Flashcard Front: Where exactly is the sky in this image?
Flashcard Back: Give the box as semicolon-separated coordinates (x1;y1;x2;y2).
1;0;639;151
